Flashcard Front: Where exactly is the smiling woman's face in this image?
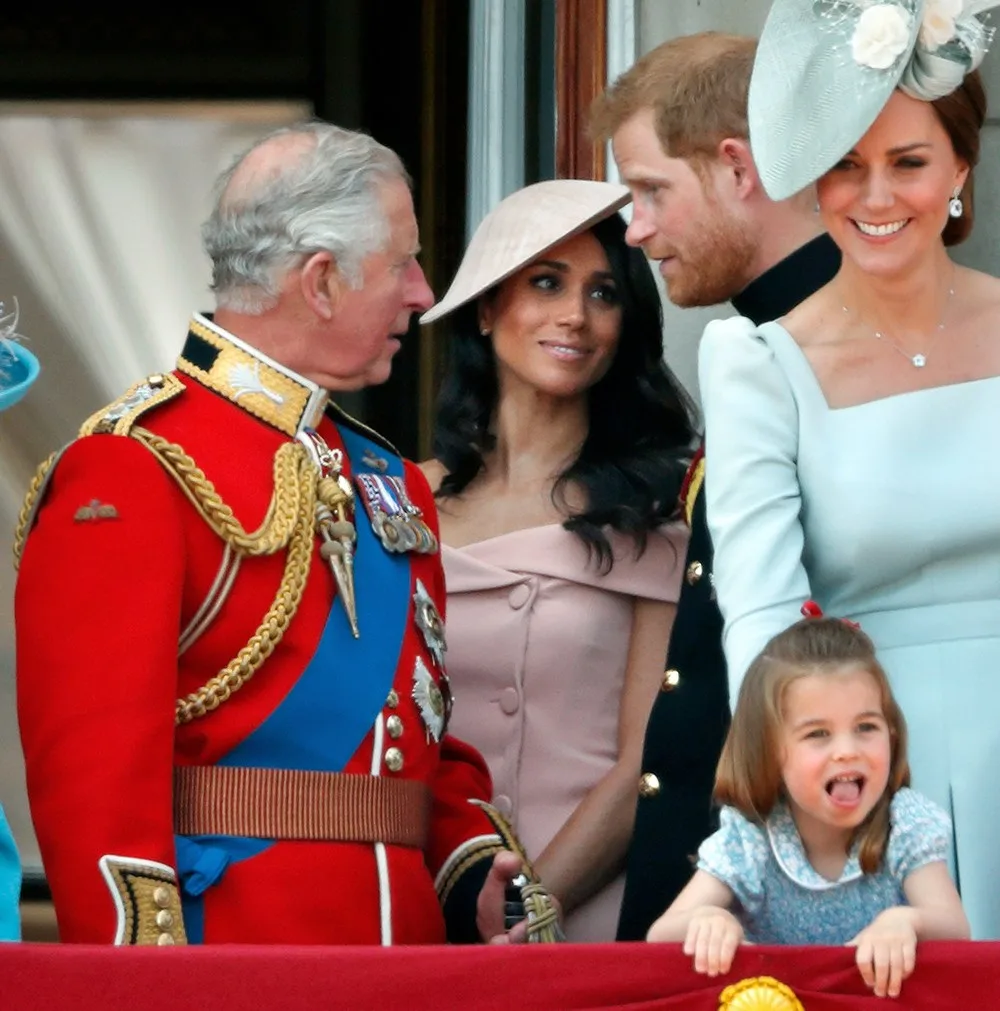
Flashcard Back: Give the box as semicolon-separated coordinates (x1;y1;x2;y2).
480;229;623;401
817;89;969;280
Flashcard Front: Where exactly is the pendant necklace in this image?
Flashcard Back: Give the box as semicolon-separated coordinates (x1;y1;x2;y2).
841;275;955;369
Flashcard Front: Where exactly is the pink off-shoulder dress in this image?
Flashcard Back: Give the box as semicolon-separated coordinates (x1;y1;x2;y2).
442;522;688;941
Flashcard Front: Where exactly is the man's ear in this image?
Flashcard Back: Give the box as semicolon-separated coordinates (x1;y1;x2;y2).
299;251;341;320
717;137;760;200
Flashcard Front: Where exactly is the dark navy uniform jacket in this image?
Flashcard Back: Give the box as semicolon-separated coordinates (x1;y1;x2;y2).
616;235;840;941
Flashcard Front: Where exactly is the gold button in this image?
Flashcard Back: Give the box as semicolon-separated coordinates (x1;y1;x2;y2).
386;690;399;709
386;715;404;739
662;668;681;692
155;910;174;930
153;887;171;909
385;747;404;773
156;932;175;946
686;561;704;585
638;772;661;798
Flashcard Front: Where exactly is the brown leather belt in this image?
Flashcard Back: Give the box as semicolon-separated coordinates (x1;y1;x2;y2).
174;765;431;848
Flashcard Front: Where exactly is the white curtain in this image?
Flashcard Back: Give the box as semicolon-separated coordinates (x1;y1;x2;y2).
0;103;308;869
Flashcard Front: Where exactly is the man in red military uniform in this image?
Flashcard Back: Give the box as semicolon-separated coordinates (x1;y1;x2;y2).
14;122;528;946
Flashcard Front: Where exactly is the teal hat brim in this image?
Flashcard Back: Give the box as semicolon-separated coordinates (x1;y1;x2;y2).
749;0;924;201
0;342;40;411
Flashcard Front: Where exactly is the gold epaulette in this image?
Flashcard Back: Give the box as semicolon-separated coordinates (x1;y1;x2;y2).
13;374;186;569
79;373;185;437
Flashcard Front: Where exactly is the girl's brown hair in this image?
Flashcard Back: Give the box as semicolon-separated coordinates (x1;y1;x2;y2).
715;616;910;873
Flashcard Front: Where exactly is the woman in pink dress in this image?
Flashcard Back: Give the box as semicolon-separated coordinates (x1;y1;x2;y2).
419;181;696;940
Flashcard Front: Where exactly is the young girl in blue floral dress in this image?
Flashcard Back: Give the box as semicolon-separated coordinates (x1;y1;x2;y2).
647;606;968;998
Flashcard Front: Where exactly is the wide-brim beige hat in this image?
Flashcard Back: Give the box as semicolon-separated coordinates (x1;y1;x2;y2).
420;179;630;325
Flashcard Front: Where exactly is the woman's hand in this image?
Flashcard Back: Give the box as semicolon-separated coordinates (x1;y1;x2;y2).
848;907;919;998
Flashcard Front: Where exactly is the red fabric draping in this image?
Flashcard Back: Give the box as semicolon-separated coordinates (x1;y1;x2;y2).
0;941;993;1010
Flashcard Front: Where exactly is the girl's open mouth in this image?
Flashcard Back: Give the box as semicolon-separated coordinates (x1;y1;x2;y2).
826;774;865;805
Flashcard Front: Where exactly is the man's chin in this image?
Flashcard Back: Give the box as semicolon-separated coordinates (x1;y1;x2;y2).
308;353;399;392
665;273;737;310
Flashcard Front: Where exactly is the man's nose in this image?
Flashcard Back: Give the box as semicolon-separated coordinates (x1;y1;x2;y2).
624;205;655;247
408;261;435;312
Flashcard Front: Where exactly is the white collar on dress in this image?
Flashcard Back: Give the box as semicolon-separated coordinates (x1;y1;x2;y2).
765;802;865;891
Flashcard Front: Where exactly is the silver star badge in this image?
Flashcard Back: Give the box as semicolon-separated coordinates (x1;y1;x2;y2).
413;579;446;669
412;657;446;743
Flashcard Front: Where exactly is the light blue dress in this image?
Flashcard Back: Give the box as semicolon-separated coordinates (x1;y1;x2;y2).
0;805;20;940
698;317;1000;939
699;789;950;944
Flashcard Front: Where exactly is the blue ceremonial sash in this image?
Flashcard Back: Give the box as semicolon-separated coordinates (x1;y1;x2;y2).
219;424;411;771
176;423;413;938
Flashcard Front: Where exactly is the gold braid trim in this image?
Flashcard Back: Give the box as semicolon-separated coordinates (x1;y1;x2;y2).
174;483;315;724
131;428;307;557
158;434;319;724
12;451;59;570
15;420;338;725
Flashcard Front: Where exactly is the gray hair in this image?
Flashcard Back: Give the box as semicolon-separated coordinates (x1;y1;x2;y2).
202;121;411;314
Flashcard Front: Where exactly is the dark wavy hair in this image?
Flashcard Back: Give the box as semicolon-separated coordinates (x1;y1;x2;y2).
431;212;697;571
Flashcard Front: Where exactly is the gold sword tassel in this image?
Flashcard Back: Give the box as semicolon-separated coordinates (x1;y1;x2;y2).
470;799;566;942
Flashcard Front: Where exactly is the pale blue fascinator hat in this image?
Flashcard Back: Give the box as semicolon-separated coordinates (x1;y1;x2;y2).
749;0;1000;200
0;301;40;412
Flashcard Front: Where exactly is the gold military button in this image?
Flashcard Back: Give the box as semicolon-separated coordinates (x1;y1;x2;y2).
156;932;175;946
638;772;661;798
386;715;404;739
686;561;704;585
155;910;174;930
662;668;681;692
385;747;404;773
386;690;399;709
152;886;171;909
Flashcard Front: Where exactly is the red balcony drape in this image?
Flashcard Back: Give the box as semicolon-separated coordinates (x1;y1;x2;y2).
0;940;994;1010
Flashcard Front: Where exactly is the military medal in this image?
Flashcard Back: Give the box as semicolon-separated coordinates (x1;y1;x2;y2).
361;448;389;473
413;579;446;669
411;657;451;743
355;473;439;555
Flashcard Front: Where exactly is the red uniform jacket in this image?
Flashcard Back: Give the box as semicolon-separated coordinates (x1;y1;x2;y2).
16;316;502;945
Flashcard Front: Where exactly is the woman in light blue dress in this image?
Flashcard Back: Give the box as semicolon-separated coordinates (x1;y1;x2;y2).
0;300;35;941
699;1;1000;938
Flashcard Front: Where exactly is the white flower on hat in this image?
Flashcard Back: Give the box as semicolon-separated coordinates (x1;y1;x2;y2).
919;0;964;50
851;3;913;69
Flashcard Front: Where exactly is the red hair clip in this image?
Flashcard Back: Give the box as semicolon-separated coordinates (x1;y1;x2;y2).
801;599;861;630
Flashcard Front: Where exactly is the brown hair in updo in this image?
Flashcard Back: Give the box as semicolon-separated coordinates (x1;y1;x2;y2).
933;68;987;246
